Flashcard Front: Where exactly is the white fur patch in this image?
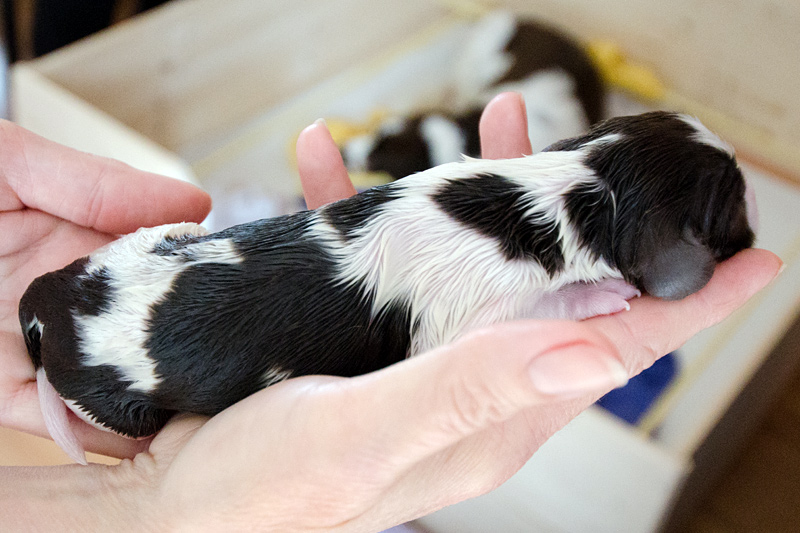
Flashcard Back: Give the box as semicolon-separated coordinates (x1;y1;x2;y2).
25;315;44;338
379;116;409;137
262;366;293;387
452;10;517;108
342;134;377;171
74;223;243;393
420;115;467;166
64;399;116;433
312;153;620;355
679;115;735;156
493;69;591;153
582;133;624;149
341;117;411;171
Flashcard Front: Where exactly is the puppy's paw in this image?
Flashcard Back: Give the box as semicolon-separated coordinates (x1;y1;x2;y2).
526;278;641;320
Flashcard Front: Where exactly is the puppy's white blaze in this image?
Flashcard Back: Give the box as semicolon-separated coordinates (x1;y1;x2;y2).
316;155;620;356
76;224;243;392
679;115;735;157
420;115;467;167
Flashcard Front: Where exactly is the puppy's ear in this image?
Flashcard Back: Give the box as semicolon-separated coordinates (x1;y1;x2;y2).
636;228;716;301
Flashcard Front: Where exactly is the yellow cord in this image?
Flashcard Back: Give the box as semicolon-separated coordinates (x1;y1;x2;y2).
586;40;666;102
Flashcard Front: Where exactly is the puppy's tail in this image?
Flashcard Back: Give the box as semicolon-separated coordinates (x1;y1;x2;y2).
20;274;89;465
37;367;88;465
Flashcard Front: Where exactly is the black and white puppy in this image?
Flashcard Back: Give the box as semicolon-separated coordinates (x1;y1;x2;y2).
19;112;756;464
343;12;606;179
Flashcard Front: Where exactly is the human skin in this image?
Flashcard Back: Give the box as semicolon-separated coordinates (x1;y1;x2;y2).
0;94;783;531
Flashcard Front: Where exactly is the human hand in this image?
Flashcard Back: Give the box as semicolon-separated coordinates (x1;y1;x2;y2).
0;93;529;463
0;120;212;458
106;94;779;531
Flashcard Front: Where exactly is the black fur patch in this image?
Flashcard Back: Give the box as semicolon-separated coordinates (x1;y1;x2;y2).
73;265;113;316
548;112;754;297
59;364;172;438
359;110;482;181
145;211;413;417
323;184;399;238
151;234;198;262
563;182;616;265
18;258;169;437
366;117;433;179
453;109;482;159
433;174;564;274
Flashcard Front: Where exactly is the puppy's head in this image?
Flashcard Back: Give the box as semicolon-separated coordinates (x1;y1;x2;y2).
546;111;755;300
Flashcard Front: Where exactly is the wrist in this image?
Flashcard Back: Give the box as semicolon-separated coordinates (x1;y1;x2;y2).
0;458;158;531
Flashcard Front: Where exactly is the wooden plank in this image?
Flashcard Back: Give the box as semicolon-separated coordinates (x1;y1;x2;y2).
682;335;800;532
29;0;450;151
0;427;118;466
502;0;800;181
11;64;197;184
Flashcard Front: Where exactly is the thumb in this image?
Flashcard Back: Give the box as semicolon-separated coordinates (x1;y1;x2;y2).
148;413;209;464
345;320;628;470
296;119;357;209
479;92;533;159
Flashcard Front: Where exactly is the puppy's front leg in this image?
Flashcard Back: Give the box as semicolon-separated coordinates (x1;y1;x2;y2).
523;279;641;321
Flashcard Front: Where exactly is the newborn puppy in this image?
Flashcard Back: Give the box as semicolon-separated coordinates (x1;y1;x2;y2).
343;14;606;179
19;112;755;464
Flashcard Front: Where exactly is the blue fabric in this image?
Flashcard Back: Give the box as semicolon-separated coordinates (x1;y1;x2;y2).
596;352;678;425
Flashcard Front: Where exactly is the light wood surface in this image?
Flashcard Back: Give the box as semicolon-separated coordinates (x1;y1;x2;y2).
503;0;800;181
0;427;118;466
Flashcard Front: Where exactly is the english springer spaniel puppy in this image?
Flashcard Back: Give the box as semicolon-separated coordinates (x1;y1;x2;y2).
20;112;756;464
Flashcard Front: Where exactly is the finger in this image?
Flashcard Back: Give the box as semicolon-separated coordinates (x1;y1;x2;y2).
0;120;212;234
339;320;627;472
589;248;783;375
479;92;533;159
148;413;209;463
296;119;357;209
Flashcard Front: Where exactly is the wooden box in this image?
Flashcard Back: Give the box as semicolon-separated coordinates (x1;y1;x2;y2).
8;1;800;530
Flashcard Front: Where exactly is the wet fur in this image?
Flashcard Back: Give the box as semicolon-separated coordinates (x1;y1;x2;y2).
19;112;754;439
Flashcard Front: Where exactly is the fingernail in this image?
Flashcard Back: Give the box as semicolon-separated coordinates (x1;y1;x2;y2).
529;345;629;396
301;118;328;135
